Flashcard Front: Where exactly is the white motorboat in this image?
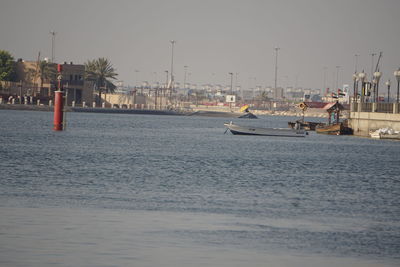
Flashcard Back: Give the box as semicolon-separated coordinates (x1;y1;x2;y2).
224;122;307;137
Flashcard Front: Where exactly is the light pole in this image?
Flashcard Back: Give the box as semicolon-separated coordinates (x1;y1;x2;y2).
352;72;358;102
373;71;381;102
395;68;400;103
385;80;391;103
358;71;366;103
274;47;280;90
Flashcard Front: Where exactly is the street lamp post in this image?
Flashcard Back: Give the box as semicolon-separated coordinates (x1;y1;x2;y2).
358;71;366;103
395;68;400;103
373;71;382;102
352;72;358;102
385;80;391;103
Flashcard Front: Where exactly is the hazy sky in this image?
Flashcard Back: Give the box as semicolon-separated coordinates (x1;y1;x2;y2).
1;0;400;90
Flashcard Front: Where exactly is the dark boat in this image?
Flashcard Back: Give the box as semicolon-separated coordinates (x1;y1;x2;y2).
238;105;258;119
238;112;257;119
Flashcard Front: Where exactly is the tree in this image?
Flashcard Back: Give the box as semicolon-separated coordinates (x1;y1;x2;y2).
84;58;118;104
0;50;16;81
37;60;56;96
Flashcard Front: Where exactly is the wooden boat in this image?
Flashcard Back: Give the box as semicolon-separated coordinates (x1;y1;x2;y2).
315;101;353;135
288;102;324;130
224;122;307;137
316;122;353;135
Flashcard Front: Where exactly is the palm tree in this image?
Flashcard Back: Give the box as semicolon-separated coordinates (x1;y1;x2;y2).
85;58;118;104
37;60;56;97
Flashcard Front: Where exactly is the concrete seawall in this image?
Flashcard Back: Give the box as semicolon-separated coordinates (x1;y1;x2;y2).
349;112;400;136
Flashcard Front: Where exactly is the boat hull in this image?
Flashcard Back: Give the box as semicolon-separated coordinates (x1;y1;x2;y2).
224;123;307;137
316;123;353;135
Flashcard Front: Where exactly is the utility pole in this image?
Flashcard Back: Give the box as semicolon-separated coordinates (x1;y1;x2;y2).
49;31;56;63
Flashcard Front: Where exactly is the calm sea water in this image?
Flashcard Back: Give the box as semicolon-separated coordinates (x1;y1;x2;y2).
0;110;399;267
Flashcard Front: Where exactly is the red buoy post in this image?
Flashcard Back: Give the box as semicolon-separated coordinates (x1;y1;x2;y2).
53;90;64;131
53;64;64;131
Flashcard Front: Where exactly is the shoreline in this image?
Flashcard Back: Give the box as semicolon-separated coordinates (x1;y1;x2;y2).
0;103;338;119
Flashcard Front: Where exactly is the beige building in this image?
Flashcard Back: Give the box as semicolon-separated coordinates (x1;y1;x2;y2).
59;62;93;105
2;59;93;105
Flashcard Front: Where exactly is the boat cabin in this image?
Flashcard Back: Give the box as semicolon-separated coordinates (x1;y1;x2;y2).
324;101;344;125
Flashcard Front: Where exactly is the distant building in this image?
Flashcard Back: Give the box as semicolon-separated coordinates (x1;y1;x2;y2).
13;59;93;105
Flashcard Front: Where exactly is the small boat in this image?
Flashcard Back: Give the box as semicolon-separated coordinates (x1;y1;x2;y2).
315;101;353;135
238;105;258;119
288;102;323;130
238;112;257;119
224;122;307;137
